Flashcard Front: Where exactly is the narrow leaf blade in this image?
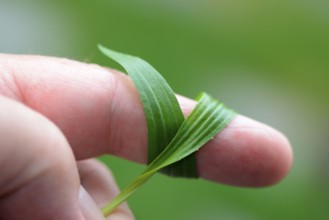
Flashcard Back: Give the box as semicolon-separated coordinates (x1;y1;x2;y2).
98;45;197;177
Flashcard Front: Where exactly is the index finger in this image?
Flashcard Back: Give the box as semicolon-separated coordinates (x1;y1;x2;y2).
0;54;292;187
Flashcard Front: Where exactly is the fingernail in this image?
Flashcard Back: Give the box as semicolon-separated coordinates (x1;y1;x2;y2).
79;186;106;220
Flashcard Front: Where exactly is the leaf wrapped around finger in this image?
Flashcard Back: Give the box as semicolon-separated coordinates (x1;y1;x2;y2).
98;45;236;216
98;45;197;177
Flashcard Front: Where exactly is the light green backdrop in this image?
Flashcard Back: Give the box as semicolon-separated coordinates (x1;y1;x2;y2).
1;0;328;219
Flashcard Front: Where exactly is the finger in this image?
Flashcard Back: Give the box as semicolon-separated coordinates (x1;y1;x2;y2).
79;186;106;220
198;115;292;187
0;54;292;187
178;96;293;187
77;159;134;219
0;96;87;219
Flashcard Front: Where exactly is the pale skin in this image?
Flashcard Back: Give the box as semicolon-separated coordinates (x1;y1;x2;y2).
0;54;293;220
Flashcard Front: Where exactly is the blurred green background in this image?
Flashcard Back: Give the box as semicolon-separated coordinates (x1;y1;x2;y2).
1;0;328;219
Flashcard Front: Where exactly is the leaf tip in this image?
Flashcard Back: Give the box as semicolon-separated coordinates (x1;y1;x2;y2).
97;44;108;54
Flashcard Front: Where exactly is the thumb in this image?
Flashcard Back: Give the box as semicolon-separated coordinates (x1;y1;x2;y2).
0;95;82;219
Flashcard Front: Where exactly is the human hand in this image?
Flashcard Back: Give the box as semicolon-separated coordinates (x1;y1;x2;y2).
0;54;292;219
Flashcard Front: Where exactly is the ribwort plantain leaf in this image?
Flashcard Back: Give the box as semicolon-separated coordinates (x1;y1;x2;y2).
98;45;197;178
98;45;236;216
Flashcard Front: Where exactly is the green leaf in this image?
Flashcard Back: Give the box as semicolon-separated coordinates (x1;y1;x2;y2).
98;45;236;216
98;45;197;177
100;93;235;216
145;93;235;172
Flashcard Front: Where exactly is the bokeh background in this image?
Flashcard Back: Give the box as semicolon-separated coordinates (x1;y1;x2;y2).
1;0;328;219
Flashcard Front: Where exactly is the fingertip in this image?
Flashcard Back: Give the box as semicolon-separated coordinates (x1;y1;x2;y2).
197;115;293;187
241;121;293;187
263;127;293;186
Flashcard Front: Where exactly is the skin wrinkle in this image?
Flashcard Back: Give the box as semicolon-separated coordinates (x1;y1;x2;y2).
0;64;21;100
108;70;148;163
104;70;132;159
89;67;119;157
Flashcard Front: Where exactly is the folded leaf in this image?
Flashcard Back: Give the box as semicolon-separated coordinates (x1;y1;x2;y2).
100;93;235;216
98;46;236;216
98;45;197;177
